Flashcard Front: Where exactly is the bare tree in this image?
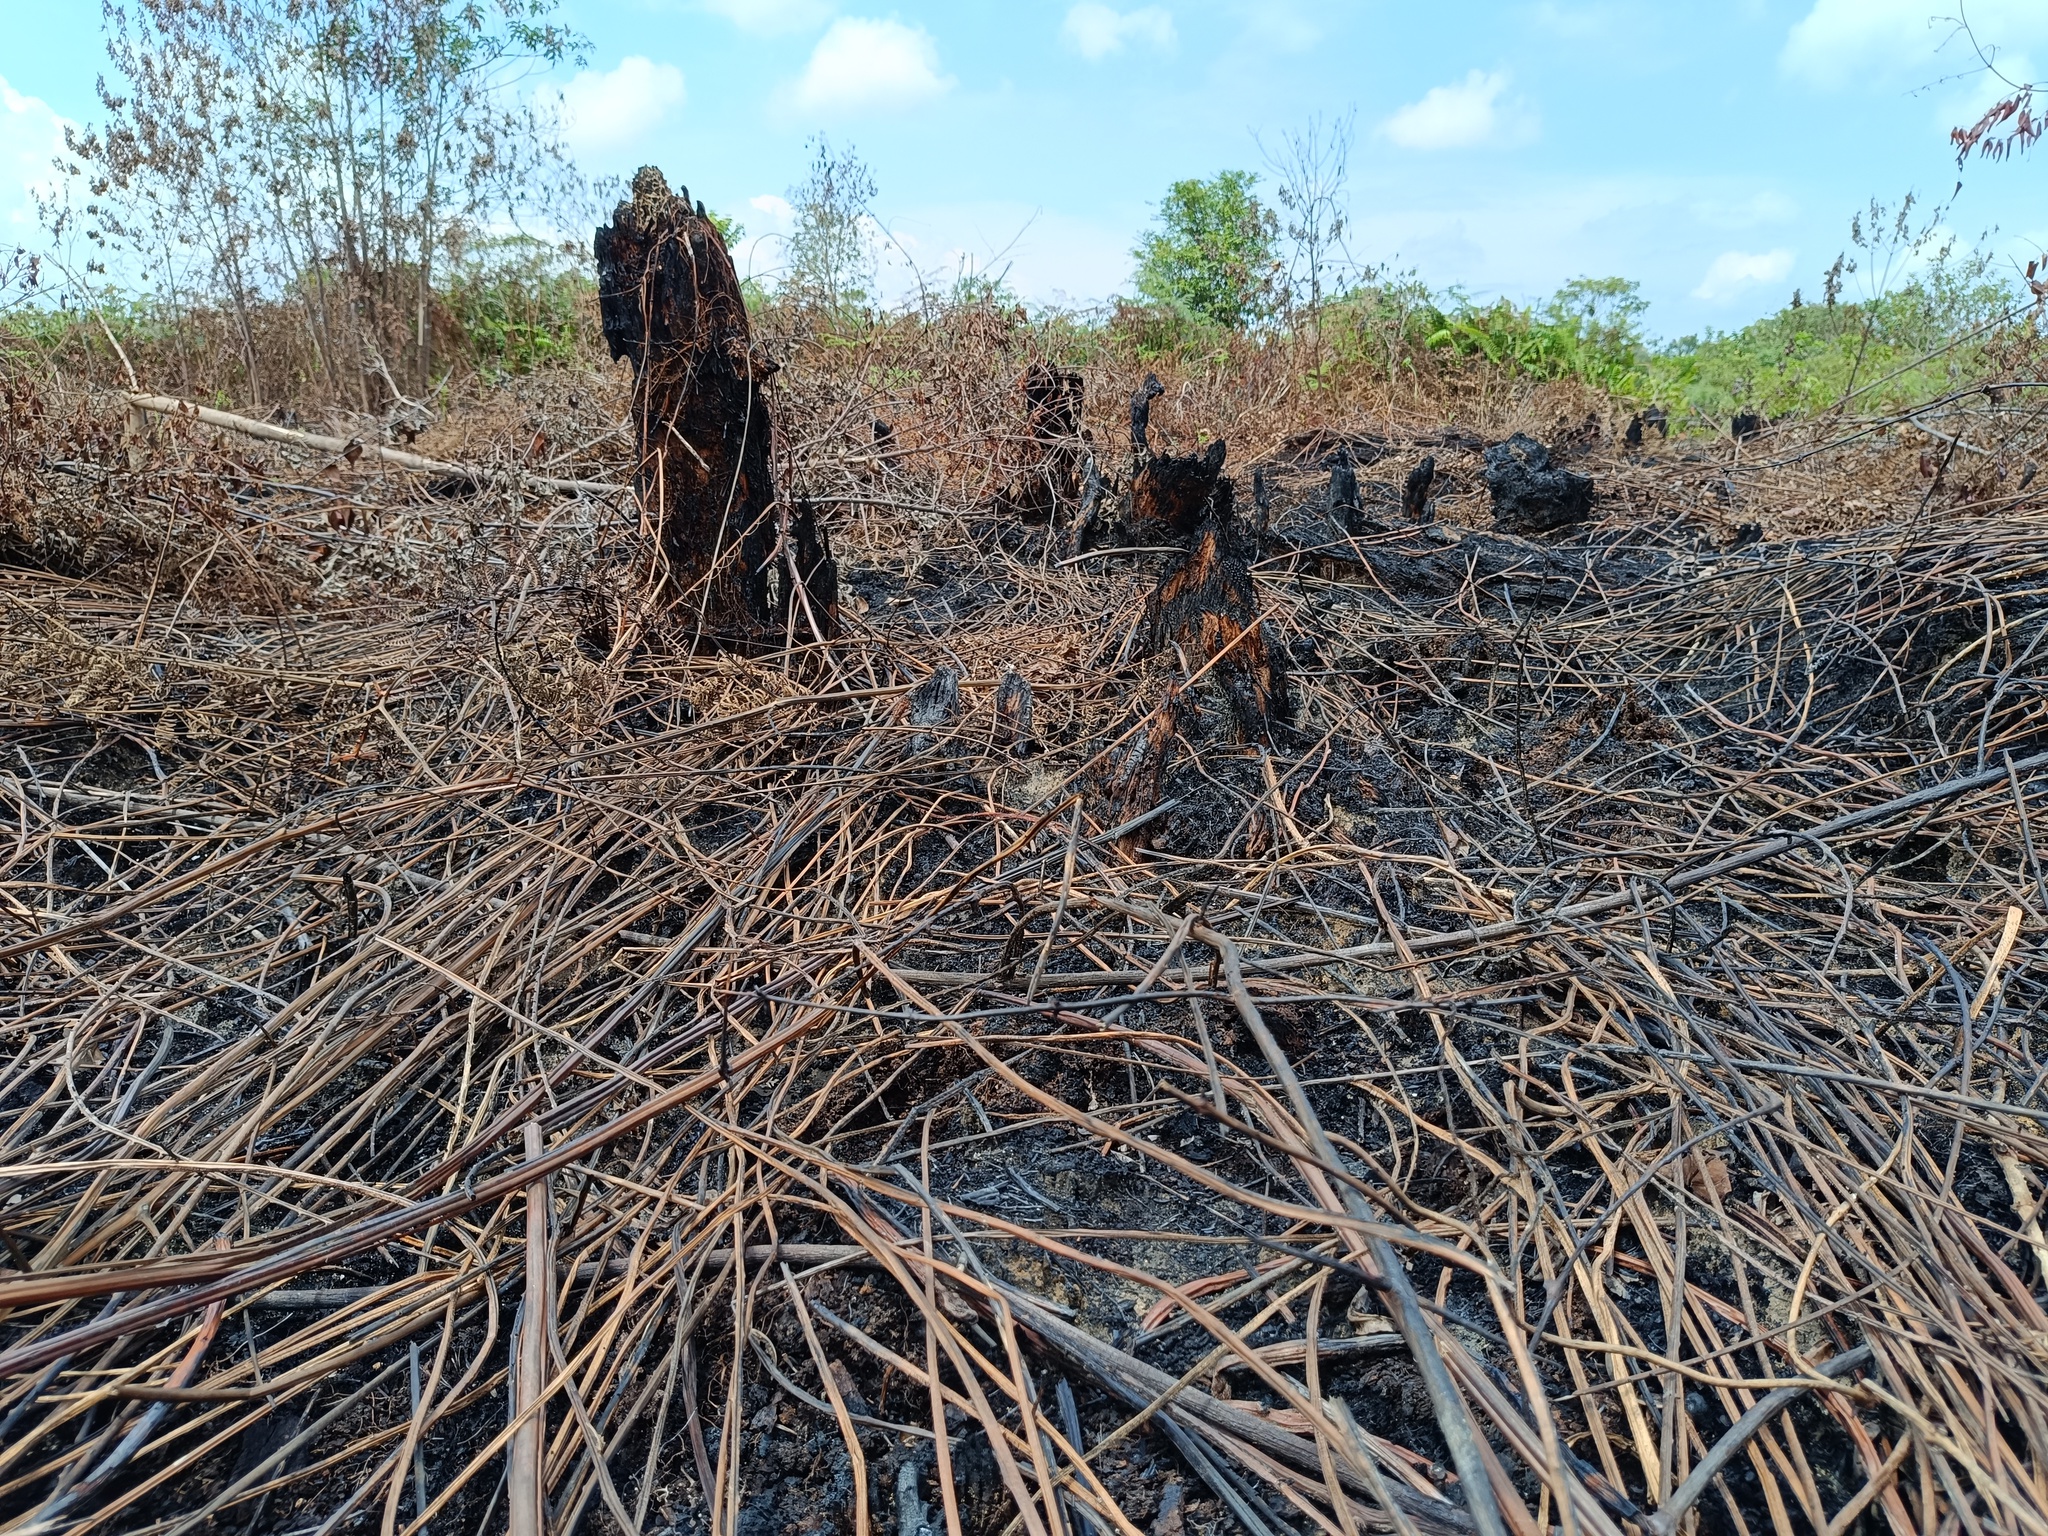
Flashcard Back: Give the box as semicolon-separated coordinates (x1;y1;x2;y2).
59;0;585;405
1260;110;1355;352
783;137;878;324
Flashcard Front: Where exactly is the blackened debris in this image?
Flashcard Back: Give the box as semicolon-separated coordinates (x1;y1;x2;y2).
1485;433;1595;536
1403;456;1437;523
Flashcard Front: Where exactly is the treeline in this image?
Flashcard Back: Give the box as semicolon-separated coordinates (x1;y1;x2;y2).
1;2;2033;427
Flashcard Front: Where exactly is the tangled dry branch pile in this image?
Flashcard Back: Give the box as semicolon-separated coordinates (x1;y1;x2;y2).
4;302;2048;1536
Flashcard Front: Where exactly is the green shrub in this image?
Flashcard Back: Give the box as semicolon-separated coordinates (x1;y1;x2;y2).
1424;277;1655;398
444;237;594;379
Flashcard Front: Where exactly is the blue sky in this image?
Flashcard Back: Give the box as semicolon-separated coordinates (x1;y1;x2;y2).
5;0;2047;337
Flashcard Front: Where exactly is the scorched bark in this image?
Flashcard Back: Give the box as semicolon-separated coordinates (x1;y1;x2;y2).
597;166;835;644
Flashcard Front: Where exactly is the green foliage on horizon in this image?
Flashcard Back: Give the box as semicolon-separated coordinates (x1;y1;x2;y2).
1132;171;1280;331
1655;249;2019;420
1409;250;2023;424
1422;276;1657;397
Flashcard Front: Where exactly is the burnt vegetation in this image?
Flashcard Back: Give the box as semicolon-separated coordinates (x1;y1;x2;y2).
7;124;2048;1536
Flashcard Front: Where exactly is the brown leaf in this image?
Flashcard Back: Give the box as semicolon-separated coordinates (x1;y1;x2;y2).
1687;1153;1732;1199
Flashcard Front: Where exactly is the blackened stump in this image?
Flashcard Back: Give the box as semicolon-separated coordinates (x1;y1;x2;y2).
596;166;836;644
1095;683;1194;836
1403;455;1436;523
1145;483;1290;742
1129;440;1228;541
1125;372;1228;542
994;669;1036;755
1484;433;1594;536
1326;451;1363;534
783;500;837;635
993;363;1087;523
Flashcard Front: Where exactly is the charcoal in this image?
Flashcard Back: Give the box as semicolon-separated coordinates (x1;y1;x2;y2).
1484;433;1594;535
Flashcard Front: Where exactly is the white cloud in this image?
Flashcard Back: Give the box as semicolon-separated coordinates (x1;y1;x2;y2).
792;18;953;115
556;58;685;160
700;0;835;33
1380;70;1538;151
1060;4;1176;62
1528;3;1615;41
1693;248;1795;302
1781;0;2048;88
1;74;71;237
749;194;795;231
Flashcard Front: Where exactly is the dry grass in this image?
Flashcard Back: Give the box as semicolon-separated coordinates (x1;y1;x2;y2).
3;314;2048;1536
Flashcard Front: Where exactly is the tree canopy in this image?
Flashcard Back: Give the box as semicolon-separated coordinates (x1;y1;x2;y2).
1131;170;1279;330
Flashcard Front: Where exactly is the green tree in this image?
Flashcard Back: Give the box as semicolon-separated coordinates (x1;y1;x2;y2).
1131;170;1279;330
784;136;877;320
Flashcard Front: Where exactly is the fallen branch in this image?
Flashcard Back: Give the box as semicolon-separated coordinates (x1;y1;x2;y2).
123;391;621;497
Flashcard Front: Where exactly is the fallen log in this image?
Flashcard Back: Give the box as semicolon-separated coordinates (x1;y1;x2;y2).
119;393;619;497
596;165;836;643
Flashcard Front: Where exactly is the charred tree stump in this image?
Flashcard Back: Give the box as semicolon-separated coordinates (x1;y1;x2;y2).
993;668;1037;756
1060;453;1107;558
993;363;1088;524
1326;450;1363;534
1403;455;1437;523
596;166;836;645
1145;481;1290;742
1095;684;1194;836
1485;433;1593;536
1127;373;1228;542
900;666;960;755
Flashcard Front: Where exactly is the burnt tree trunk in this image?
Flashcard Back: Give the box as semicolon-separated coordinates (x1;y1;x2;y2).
596;166;835;645
1145;480;1290;742
1126;372;1227;542
993;363;1087;524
